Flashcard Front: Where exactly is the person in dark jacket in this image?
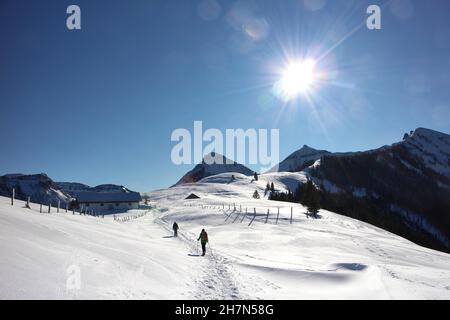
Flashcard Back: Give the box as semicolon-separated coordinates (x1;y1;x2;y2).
173;222;179;237
197;229;208;256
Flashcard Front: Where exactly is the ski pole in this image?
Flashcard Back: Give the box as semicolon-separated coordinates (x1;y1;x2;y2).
207;242;215;259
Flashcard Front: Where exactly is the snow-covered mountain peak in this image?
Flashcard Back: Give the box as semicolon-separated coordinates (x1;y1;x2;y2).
174;152;254;186
268;145;330;173
401;127;450;179
201;152;236;165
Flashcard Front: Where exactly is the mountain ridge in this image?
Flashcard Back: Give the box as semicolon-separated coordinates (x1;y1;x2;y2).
173;152;254;186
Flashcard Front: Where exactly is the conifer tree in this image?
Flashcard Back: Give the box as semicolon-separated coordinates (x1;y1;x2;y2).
303;179;320;218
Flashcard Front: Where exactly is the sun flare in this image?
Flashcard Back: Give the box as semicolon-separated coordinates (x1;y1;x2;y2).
279;59;317;99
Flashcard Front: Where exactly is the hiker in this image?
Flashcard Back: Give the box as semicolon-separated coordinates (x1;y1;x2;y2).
173;222;179;237
197;229;208;256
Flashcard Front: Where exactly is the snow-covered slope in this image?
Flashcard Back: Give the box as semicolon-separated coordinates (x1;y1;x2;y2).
146;180;450;299
0;196;200;299
174;152;254;186
2;174;450;299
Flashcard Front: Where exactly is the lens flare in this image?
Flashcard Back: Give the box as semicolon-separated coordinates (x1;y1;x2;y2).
278;59;317;100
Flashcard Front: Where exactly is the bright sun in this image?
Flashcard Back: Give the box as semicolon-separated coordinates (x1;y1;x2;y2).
280;59;317;99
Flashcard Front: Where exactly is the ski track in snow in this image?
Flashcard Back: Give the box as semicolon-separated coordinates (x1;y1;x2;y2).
155;213;249;300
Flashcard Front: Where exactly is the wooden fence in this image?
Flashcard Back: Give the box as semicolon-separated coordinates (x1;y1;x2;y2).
184;201;309;226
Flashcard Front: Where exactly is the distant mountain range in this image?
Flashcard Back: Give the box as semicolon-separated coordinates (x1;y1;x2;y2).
0;174;136;206
0;174;71;206
55;182;130;196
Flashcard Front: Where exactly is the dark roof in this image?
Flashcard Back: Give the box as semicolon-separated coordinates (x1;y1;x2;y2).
76;191;142;203
185;193;200;199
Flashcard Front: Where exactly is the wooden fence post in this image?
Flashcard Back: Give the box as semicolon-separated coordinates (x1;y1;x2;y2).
276;207;280;224
40;203;42;213
65;203;68;213
248;208;257;226
265;209;270;224
57;200;60;213
27;196;30;209
290;207;293;224
48;203;51;213
11;188;15;206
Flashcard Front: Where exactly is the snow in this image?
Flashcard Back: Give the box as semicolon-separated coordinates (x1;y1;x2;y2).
2;170;450;299
0;196;203;299
144;177;450;299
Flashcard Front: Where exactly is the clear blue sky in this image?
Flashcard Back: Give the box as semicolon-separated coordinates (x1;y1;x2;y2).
1;0;449;191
